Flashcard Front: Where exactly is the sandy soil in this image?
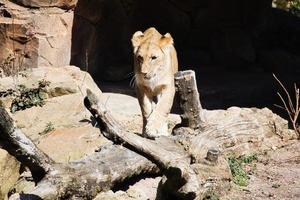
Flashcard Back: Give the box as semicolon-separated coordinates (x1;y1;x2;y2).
226;140;300;200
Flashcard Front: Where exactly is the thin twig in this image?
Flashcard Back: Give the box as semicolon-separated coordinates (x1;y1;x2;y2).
274;104;290;113
273;74;295;113
273;74;299;139
277;92;294;123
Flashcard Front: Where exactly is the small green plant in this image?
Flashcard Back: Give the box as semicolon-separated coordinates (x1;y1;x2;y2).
39;122;55;135
239;154;258;164
0;79;50;113
227;154;258;187
290;0;300;16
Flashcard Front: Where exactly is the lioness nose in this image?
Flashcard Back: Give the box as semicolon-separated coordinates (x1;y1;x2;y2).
141;68;148;74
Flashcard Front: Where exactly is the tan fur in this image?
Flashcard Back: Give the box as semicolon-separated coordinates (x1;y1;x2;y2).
131;27;178;138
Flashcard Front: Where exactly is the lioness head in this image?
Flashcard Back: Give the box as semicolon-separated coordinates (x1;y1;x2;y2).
131;27;174;81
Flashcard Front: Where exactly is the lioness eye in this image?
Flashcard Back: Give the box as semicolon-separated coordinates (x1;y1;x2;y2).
150;56;157;60
137;55;143;62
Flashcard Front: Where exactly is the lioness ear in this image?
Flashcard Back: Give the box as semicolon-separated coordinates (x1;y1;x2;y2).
159;33;174;47
131;31;144;48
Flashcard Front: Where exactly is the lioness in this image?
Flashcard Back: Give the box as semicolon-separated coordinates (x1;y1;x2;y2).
131;27;178;138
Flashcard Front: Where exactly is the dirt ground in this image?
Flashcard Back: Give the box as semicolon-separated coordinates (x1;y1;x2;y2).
226;140;300;200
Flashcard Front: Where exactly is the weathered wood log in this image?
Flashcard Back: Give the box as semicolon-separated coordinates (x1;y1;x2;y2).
9;144;159;200
175;70;204;130
84;89;205;199
0;105;159;199
0;107;54;181
188;107;295;162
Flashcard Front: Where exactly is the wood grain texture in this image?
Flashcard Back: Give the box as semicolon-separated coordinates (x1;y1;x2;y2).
175;70;204;130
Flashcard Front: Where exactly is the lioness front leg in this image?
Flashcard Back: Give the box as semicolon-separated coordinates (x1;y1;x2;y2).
136;88;153;136
145;85;175;138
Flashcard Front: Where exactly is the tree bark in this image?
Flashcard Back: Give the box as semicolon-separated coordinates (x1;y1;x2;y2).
9;144;158;200
175;70;204;130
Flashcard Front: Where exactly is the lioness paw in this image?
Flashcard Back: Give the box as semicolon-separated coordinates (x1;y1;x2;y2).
144;115;169;138
143;124;168;139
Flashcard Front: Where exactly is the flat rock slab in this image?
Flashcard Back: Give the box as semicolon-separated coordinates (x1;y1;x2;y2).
1;66;106;163
37;125;106;163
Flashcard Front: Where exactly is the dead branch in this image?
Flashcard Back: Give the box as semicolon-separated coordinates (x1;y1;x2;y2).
273;74;299;139
84;89;205;199
9;144;158;200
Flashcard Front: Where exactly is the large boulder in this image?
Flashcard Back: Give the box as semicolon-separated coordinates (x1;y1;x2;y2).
0;66;107;160
0;150;20;200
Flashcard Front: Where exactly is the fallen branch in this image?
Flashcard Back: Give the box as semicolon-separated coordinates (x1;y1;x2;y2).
84;89;205;199
9;144;158;200
0;107;158;199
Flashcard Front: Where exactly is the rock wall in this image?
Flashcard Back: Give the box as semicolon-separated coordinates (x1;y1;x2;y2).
0;0;73;74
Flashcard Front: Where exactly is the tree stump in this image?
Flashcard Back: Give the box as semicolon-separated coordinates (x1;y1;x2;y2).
175;70;204;130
